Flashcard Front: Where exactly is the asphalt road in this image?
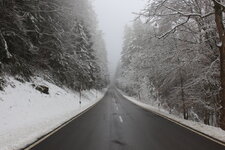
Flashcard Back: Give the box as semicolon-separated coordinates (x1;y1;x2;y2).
28;88;225;150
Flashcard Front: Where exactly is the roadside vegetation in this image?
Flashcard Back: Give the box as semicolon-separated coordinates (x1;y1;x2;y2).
116;0;225;130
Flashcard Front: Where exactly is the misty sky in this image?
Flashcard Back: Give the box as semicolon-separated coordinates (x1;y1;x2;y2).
93;0;146;76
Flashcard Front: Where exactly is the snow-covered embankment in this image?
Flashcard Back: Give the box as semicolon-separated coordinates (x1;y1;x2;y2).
0;77;106;150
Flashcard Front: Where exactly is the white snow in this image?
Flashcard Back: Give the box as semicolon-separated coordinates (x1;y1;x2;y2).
119;90;225;143
217;41;222;47
0;77;106;150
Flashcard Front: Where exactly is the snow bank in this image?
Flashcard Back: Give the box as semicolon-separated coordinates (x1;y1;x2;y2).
119;90;225;143
0;77;106;150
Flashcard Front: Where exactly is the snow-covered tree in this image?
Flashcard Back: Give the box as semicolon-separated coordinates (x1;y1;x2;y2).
0;0;109;90
117;0;223;128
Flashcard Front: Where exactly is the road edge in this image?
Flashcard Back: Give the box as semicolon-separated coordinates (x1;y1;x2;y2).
22;90;107;150
116;89;225;147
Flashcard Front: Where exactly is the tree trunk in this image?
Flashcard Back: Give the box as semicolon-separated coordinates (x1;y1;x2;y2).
0;31;12;62
179;66;188;120
213;0;225;130
138;90;141;101
204;110;210;125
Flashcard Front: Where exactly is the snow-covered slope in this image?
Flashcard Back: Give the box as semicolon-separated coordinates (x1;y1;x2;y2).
0;77;106;150
118;90;225;143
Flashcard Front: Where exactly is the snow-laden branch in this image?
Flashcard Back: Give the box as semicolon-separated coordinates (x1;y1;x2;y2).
213;0;225;11
163;5;214;18
158;17;190;39
136;1;214;20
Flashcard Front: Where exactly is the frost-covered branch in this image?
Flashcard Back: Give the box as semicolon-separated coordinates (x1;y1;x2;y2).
213;0;225;11
158;17;190;39
163;5;214;18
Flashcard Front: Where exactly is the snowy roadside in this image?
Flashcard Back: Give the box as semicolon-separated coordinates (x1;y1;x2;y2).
0;77;106;150
118;90;225;143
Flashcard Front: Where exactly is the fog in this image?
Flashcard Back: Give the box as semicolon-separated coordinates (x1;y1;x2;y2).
93;0;146;76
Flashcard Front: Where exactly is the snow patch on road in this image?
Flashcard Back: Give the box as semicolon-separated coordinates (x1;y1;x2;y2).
0;77;106;150
119;90;225;143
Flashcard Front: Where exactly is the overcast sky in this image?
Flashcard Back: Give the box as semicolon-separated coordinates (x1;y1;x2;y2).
93;0;146;76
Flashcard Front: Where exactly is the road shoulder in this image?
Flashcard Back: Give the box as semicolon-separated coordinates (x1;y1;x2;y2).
23;91;107;150
117;89;225;146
